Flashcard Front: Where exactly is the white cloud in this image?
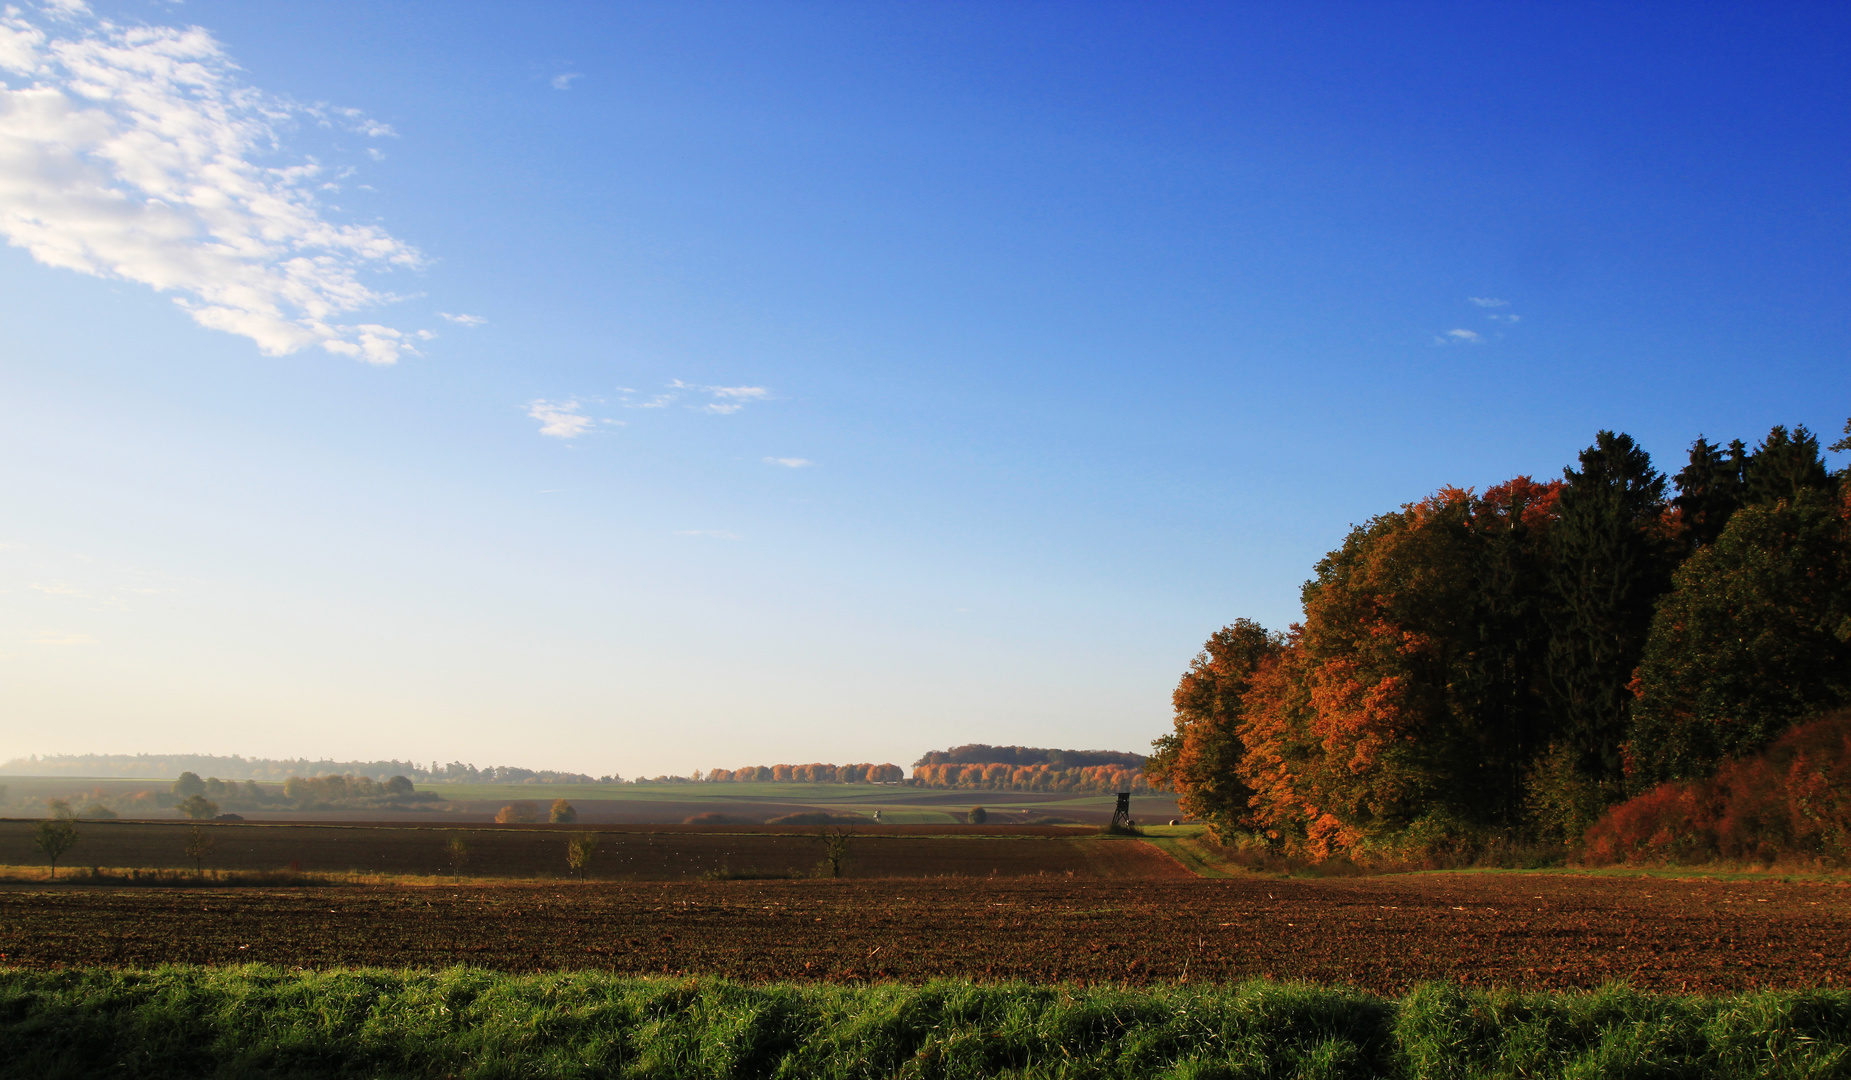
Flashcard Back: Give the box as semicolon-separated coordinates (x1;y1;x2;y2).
669;380;771;413
1486;313;1521;324
0;4;425;362
439;312;486;327
764;457;813;468
550;72;582;90
1468;297;1509;308
674;530;740;540
527;399;592;438
1436;328;1483;345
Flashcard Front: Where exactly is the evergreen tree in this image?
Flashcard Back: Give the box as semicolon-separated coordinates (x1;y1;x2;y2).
1672;437;1748;550
1544;431;1673;799
1744;425;1834;507
1458;478;1560;828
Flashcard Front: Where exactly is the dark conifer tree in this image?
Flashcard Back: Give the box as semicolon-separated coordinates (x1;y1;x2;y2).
1545;432;1673;795
1458;480;1557;828
1672;437;1748;550
1743;425;1834;506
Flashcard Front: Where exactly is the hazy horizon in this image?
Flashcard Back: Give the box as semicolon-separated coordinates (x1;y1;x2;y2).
3;1;1847;777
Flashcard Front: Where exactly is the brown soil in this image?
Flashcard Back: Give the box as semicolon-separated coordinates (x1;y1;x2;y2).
0;820;1173;880
1;871;1845;993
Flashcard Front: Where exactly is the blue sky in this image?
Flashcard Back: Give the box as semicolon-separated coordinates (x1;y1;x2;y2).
2;1;1846;777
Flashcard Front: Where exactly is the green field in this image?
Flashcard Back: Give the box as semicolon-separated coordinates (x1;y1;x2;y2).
4;967;1846;1079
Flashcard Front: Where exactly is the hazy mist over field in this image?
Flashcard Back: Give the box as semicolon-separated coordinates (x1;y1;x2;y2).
2;2;1847;777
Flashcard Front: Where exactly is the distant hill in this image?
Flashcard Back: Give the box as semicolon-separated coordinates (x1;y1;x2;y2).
0;754;606;784
911;745;1146;769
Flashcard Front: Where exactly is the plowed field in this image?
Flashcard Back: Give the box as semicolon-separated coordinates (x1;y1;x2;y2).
3;871;1846;993
0;820;1179;880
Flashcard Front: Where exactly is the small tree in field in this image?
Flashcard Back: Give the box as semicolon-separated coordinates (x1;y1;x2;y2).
968;806;988;824
550;799;578;823
184;826;217;877
815;826;853;878
178;794;219;820
567;833;597;879
446;835;470;882
34;819;78;879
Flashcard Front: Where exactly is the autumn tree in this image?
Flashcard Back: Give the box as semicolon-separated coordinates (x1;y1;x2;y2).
567;833;597;879
1146;619;1280;836
550;799;578;823
496;802;540;824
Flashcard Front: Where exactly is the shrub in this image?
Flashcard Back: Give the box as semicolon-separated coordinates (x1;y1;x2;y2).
1586;709;1851;865
549;799;577;823
967;806;987;824
495;802;540;824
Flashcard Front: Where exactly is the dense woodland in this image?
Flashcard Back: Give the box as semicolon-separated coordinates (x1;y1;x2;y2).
1147;421;1851;862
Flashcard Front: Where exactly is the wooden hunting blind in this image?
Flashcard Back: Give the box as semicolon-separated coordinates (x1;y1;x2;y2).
1110;791;1132;830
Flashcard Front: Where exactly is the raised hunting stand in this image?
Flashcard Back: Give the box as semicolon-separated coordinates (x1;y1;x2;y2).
1110;791;1132;830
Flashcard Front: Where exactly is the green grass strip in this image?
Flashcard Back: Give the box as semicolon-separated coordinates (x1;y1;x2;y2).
2;968;1848;1079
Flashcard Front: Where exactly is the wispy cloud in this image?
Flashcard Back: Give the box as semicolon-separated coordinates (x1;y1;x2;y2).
0;2;425;361
1468;297;1509;308
669;380;771;414
1436;328;1483;345
764;457;813;468
550;72;582;90
527;399;594;438
674;530;740;540
440;312;486;327
1486;313;1521;324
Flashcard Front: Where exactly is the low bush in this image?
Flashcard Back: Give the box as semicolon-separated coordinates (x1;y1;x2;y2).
1587;710;1851;866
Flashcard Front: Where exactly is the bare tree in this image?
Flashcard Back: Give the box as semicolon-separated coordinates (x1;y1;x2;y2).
34;819;78;880
184;826;217;877
567;833;597;879
445;834;470;882
815;826;853;878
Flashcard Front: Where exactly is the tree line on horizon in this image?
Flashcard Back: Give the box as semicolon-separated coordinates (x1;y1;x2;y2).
701;764;907;784
1147;421;1851;861
0;754;616;785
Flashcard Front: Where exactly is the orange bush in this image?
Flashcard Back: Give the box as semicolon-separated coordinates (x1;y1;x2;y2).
1585;710;1851;865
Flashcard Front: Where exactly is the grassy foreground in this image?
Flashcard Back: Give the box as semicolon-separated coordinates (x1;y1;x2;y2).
3;970;1849;1079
